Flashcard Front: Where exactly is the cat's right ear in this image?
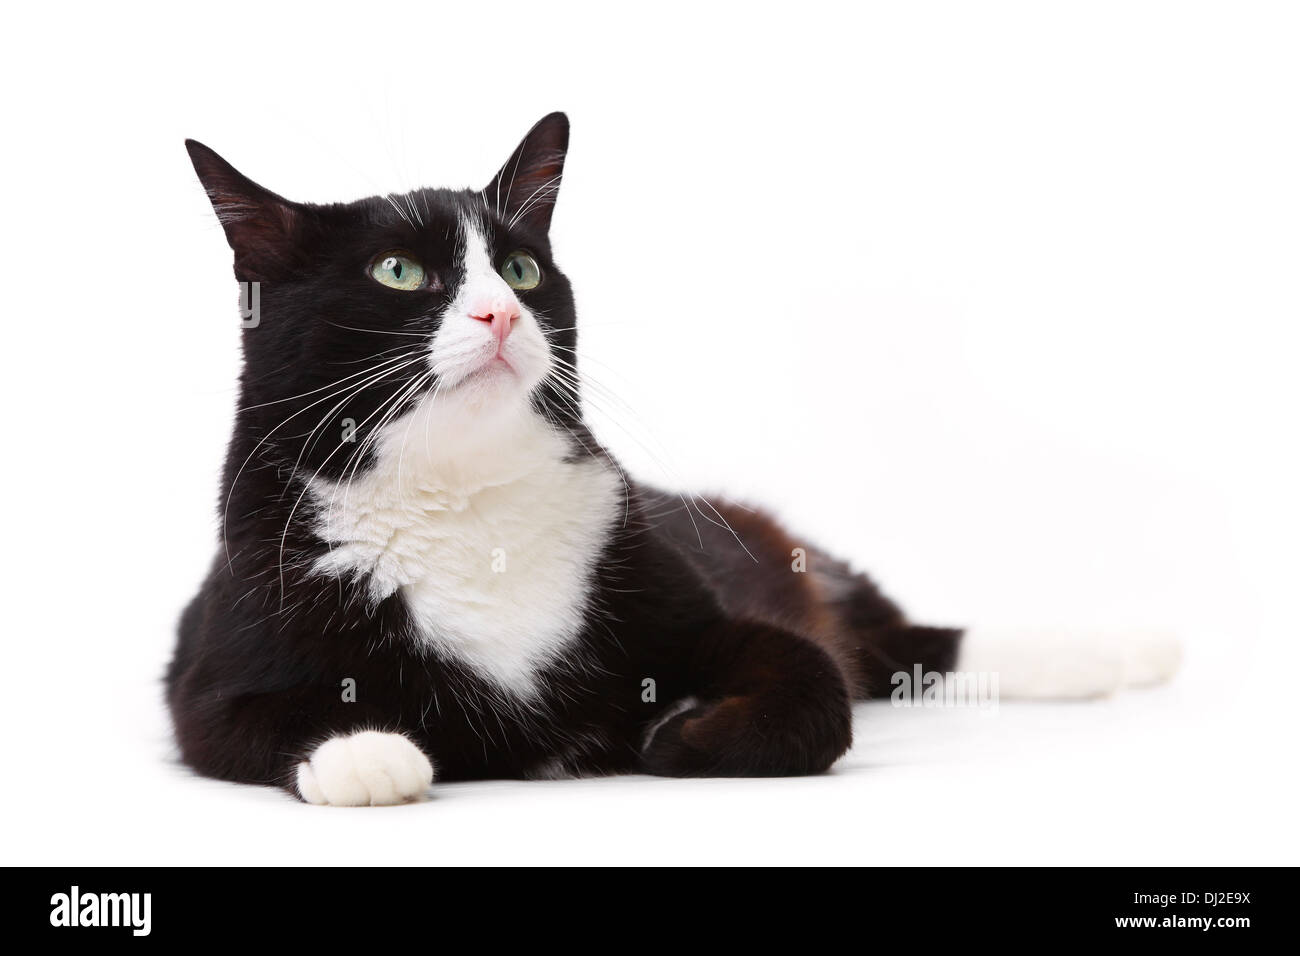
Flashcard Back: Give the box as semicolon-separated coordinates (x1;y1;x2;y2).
485;112;570;234
185;140;304;280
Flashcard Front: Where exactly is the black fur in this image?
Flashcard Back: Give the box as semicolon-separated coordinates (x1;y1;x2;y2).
167;113;961;797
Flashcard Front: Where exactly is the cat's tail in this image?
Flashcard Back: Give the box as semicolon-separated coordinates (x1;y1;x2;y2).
808;542;1182;700
849;624;1181;702
812;557;1181;701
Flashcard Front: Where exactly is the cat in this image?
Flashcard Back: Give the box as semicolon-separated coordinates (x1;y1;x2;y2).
168;112;1179;805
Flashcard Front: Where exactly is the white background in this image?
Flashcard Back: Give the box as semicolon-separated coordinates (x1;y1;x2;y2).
2;1;1297;865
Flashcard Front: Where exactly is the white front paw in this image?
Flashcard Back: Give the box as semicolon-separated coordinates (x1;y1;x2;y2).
296;731;434;806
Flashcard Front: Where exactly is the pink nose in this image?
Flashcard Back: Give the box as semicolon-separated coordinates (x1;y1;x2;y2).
469;297;520;348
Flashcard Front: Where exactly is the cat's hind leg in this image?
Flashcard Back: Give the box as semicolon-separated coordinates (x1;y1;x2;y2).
803;550;965;698
640;619;853;777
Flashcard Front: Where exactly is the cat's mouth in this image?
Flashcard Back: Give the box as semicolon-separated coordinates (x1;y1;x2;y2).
428;313;549;401
436;353;521;396
467;353;516;379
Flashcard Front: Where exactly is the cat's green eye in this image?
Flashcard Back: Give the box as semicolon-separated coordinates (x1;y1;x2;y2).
370;252;426;291
500;251;541;291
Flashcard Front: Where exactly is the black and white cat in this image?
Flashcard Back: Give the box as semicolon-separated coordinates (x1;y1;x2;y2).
169;113;1178;805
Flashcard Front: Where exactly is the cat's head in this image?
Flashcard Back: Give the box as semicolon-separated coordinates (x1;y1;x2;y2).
188;113;578;478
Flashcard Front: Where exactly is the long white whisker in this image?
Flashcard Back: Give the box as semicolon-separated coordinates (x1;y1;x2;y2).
278;356;427;504
324;321;428;338
543;353;756;561
507;175;562;228
221;351;424;568
278;367;431;605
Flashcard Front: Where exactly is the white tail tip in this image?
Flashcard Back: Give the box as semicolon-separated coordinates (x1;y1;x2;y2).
957;627;1181;701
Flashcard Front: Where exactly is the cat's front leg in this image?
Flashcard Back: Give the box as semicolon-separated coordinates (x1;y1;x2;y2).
640;620;853;777
295;729;434;807
170;670;435;805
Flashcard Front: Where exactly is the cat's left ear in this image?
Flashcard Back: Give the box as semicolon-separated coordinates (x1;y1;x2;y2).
485;112;569;234
185;139;307;281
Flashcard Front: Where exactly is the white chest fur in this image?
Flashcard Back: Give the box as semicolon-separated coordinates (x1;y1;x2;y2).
308;399;622;699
